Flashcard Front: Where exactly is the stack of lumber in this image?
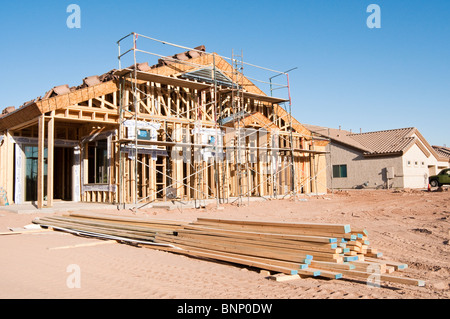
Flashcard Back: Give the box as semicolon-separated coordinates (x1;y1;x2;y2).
151;218;425;286
153;218;346;278
32;214;425;287
32;212;186;244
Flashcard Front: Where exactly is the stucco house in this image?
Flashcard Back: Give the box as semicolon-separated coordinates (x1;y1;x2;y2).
432;145;450;164
304;125;449;190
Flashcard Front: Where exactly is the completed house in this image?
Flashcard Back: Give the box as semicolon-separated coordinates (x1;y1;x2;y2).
432;145;450;165
304;125;449;190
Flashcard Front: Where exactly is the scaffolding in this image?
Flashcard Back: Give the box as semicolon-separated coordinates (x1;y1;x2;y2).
114;32;327;211
231;49;247;206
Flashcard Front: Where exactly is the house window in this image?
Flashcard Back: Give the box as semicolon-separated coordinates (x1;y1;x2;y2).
414;161;418;167
87;139;108;184
407;160;411;167
333;164;347;178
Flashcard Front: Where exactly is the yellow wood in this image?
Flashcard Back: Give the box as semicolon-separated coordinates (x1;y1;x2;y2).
47;111;55;207
37;115;45;209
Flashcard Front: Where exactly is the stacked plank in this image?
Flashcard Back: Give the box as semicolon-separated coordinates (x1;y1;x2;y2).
151;218;425;286
152;218;347;278
32;214;425;287
32;212;187;244
153;218;352;278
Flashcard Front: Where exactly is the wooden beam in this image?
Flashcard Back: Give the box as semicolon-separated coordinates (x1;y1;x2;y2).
340;269;425;286
47;111;55;207
114;69;212;91
37;115;45;209
93;96;117;110
195;218;351;234
144;243;299;276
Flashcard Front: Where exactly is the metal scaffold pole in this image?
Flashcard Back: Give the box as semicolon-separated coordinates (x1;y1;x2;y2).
113;32;319;210
133;33;139;213
270;67;298;200
231;49;247;206
286;73;297;200
212;53;220;209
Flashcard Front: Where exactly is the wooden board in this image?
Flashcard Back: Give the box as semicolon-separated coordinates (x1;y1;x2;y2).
33;214;425;288
155;234;315;263
181;224;337;243
340;269;425;286
195;218;352;233
114;69;212;91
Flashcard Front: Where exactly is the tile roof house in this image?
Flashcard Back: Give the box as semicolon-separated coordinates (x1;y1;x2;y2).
304;125;449;190
432;145;450;162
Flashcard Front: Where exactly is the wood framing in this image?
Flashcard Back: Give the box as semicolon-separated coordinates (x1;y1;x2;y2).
0;39;329;208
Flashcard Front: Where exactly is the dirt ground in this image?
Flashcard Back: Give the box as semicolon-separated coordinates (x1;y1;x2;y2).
0;189;449;299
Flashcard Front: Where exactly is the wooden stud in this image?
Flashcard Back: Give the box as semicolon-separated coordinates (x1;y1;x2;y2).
47;111;55;207
37;115;45;209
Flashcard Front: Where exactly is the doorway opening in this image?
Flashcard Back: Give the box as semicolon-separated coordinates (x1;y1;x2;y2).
23;146;73;202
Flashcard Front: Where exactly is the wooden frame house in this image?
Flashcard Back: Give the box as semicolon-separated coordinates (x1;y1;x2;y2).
0;33;328;209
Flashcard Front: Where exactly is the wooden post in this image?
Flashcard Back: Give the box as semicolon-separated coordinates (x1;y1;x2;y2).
47;111;55;207
172;123;183;198
142;154;147;201
149;155;156;201
130;156;135;203
1;130;14;204
37;115;45;209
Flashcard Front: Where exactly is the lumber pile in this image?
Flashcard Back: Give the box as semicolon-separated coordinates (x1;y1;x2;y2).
32;214;425;287
152;218;347;278
151;218;425;286
32;212;187;244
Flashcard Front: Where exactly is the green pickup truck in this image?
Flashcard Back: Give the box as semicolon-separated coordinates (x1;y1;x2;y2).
429;168;450;187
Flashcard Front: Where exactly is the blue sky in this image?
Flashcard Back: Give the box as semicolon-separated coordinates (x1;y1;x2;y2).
0;0;448;146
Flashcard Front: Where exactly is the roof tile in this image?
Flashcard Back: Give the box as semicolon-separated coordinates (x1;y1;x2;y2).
304;125;420;156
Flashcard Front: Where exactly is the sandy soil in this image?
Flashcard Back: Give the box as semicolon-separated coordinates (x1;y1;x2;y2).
0;189;448;299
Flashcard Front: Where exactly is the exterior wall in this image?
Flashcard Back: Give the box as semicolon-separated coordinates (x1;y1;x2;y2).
312;145;328;194
402;143;432;188
326;135;450;190
326;142;404;190
0;131;14;204
402;140;449;188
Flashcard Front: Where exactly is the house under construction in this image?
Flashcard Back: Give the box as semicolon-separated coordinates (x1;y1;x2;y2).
0;33;328;209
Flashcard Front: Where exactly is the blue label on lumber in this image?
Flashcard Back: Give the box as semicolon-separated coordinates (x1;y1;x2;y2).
343;256;358;262
299;264;309;270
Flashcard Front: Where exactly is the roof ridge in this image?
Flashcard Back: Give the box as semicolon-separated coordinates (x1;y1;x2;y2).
348;127;416;136
347;127;419;155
